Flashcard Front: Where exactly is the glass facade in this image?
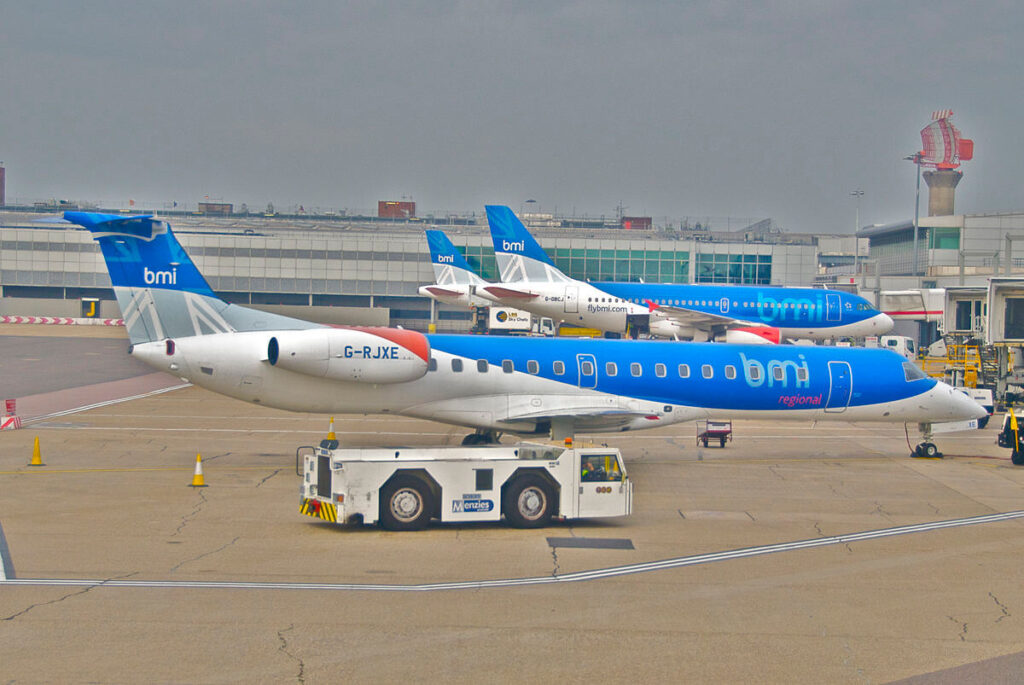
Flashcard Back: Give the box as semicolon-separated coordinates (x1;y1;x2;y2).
460;245;690;283
694;253;772;284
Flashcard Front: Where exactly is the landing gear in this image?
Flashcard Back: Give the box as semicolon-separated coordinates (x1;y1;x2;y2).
461;430;500;446
912;423;942;459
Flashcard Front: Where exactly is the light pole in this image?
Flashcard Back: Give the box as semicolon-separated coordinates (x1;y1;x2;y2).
850;189;864;278
904;153;923;278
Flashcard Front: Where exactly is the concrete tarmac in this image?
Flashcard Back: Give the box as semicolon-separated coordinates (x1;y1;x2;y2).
2;325;1024;683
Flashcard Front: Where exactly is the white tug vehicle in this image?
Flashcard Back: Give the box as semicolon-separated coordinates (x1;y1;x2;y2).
300;425;632;531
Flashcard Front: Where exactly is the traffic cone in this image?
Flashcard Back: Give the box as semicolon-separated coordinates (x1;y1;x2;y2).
28;436;44;466
326;417;337;441
189;453;207;487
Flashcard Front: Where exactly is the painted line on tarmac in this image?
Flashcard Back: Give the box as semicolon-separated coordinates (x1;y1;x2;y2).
2;510;1022;592
0;522;14;581
23;384;192;424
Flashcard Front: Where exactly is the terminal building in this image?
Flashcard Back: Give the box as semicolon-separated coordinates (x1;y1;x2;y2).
1;207;838;331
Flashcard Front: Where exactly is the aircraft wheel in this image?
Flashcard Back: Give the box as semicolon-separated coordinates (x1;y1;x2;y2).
461;433;481;446
504;475;554;528
719;437;726;448
380;476;432;531
702;437;708;447
913;442;939;458
1012;450;1024;466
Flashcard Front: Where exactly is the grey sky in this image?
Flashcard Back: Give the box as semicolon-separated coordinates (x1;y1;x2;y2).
1;1;1021;232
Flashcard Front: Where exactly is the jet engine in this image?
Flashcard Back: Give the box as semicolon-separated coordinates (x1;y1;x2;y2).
267;327;430;383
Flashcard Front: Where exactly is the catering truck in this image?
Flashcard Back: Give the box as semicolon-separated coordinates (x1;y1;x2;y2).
300;441;632;530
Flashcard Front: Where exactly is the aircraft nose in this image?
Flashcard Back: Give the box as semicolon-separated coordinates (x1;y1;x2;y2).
874;312;894;333
934;381;989;421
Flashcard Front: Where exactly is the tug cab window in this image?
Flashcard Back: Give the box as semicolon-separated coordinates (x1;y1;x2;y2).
580;453;624;482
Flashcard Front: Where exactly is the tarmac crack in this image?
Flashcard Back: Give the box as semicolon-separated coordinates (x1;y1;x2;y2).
767;465;785;480
277;624;305;684
169;536;241;573
256;468;283;488
171;488;209;537
550;545;560;578
2;572;138;622
947;615;968;641
989;592;1011;623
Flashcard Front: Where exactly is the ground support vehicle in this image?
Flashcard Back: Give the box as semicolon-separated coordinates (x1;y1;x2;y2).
697;420;733;447
997;410;1024;466
300;442;633;530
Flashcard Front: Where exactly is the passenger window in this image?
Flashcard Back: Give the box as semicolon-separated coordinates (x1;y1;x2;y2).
748;364;761;381
605;362;618;376
553;361;565;375
701;364;713;379
580;360;594;375
527;360;539;374
773;365;784;381
477;359;489;373
797;367;808;382
502;360;514;373
451;359;463;372
678;364;690;378
725;365;736;380
428;358;437;372
630;363;642;377
655;363;666;378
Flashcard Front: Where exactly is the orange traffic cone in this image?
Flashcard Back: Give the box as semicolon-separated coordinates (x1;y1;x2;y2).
189;453;207;487
28;436;44;466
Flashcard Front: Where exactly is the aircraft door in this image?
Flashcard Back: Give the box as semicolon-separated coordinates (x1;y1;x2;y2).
576;353;597;389
577;452;629;517
719;297;730;314
825;361;852;412
565;286;579;313
825;293;842;322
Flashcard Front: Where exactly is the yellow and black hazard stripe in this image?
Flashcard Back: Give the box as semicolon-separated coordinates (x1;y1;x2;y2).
300;498;338;523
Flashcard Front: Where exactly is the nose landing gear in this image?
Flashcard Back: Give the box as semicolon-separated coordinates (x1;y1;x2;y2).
912;422;942;459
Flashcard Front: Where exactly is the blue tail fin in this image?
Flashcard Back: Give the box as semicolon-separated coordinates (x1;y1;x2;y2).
485;205;570;283
485;205;556;266
65;212;315;344
424;230;485;285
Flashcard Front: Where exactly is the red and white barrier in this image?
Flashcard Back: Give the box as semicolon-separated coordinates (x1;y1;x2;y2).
1;415;22;430
0;316;124;326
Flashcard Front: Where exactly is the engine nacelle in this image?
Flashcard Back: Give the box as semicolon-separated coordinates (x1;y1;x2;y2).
267;327;430;384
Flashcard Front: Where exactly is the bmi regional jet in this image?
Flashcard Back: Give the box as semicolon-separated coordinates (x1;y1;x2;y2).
62;212;981;456
473;205;893;342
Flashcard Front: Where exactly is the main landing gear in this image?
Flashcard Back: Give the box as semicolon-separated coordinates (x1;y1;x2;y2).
911;422;941;459
461;429;501;446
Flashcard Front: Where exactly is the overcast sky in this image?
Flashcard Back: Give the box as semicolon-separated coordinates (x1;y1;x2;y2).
1;1;1021;232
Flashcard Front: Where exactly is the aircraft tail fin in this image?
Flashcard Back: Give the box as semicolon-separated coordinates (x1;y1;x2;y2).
424;230;486;286
64;212;315;345
485;205;569;283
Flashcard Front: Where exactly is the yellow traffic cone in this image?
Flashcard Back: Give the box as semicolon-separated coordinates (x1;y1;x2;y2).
189;453;207;487
326;417;337;441
28;436;44;466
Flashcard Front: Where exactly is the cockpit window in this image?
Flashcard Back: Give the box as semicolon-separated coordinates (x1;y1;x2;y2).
903;362;927;381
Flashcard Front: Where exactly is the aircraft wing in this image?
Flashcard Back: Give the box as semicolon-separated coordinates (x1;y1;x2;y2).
480;285;539;300
502;395;704;431
647;300;760;327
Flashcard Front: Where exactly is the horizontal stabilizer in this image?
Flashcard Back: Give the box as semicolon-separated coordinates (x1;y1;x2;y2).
481;286;539;300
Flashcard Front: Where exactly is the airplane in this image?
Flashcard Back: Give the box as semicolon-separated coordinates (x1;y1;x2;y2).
62;211;983;458
480;205;894;342
416;229;491;308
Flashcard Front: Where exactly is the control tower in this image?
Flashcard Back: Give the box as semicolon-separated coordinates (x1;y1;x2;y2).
915;111;974;216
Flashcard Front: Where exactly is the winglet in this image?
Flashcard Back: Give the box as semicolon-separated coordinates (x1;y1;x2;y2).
644;299;659;312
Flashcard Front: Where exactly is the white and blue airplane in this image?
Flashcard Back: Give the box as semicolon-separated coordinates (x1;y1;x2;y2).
479;205;894;342
63;211;982;456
